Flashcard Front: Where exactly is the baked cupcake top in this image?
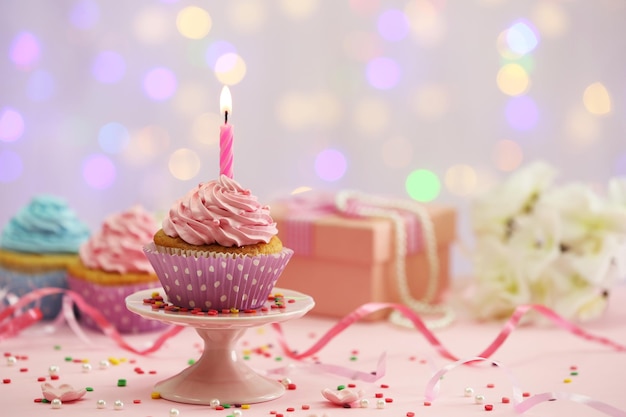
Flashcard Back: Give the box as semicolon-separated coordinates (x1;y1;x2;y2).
80;205;157;274
1;194;90;254
162;175;278;247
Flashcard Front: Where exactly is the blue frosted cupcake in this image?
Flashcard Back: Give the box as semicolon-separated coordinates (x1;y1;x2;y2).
0;195;90;319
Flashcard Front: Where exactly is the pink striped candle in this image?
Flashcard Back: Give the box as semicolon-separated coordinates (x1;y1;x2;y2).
219;86;233;178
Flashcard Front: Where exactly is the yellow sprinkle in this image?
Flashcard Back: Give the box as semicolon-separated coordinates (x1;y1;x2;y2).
151;391;161;399
242;349;252;355
241;404;250;409
274;293;283;297
563;378;572;384
119;358;127;363
108;357;120;365
151;292;160;298
230;308;239;314
82;359;89;363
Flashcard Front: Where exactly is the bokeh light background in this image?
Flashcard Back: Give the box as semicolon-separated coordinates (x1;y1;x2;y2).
1;0;626;276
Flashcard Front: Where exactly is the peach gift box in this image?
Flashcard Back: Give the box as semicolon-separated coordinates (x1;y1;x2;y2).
270;194;456;319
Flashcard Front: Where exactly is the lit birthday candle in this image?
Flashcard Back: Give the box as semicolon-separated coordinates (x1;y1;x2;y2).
219;86;233;178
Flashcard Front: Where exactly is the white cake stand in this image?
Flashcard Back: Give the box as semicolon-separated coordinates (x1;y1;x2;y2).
126;287;314;405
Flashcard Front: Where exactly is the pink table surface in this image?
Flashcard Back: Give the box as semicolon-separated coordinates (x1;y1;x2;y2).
2;284;626;417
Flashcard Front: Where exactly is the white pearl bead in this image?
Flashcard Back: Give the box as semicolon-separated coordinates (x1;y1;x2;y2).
209;398;220;408
114;400;124;410
96;399;107;409
280;377;292;387
6;356;17;366
48;365;59;376
232;410;243;417
464;387;474;397
376;398;386;409
99;360;110;369
169;408;180;417
359;398;370;408
82;363;92;373
475;394;485;404
51;398;62;409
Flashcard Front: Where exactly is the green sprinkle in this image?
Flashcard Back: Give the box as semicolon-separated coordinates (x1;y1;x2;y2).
243;355;250;360
350;356;358;361
570;371;578;376
42;398;50;403
64;357;72;362
337;385;346;391
187;359;195;365
223;404;231;408
117;379;127;387
85;387;94;392
275;357;283;362
53;345;61;351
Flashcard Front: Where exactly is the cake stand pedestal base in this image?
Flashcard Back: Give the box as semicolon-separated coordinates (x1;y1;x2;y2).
126;288;315;405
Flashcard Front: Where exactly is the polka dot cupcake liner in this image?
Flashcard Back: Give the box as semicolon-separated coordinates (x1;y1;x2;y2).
143;243;294;311
67;275;169;334
0;267;68;320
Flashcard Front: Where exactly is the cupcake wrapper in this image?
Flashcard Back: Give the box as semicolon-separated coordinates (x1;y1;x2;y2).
144;243;293;310
0;267;67;320
67;275;168;334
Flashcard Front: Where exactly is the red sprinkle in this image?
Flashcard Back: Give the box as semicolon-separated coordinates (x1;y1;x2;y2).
385;398;393;403
375;393;383;398
50;375;59;380
287;383;297;390
37;377;46;382
570;365;578;370
485;404;494;411
522;392;530;397
347;383;357;388
20;368;28;372
301;405;310;410
34;398;42;403
407;413;415;417
149;370;157;374
486;383;495;388
3;379;11;384
423;401;432;406
502;397;510;403
215;405;224;410
269;411;277;415
286;407;295;412
133;399;141;404
3;352;12;357
380;384;389;388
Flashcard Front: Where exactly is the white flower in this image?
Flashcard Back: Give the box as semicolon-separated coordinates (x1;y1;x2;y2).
469;162;626;323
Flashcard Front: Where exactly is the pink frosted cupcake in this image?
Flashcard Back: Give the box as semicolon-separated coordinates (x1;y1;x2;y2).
144;175;293;311
68;205;167;333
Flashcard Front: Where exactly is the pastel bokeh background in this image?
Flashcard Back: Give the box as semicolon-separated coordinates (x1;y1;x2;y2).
2;0;626;276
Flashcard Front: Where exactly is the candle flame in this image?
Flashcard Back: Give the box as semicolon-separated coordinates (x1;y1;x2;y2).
220;86;232;114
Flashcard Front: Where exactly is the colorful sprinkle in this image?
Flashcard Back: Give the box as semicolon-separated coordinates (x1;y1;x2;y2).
485;404;494;411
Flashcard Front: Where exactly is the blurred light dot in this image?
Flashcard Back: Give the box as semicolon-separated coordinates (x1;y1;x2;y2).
343;31;383;62
406;169;440;202
227;0;267;34
583;82;611;115
0;108;25;142
377;9;410;41
496;63;530;96
276;92;314;130
279;0;319;19
82;154;116;189
352;97;390;135
405;0;446;48
614;154;626;176
133;6;171;44
0;150;23;183
98;122;130;154
173;82;210;116
412;83;450;120
564;107;601;147
444;165;477;196
69;0;100;29
497;30;522;60
531;2;568;38
143;67;177;101
214;53;247;85
506;20;539;56
26;69;55;102
315;149;347;182
9;32;40;70
191;112;221;145
92;50;126;83
366;57;400;90
123;125;170;165
176;6;212;39
505;95;538;131
168;148;201;180
381;136;413;168
492;139;523;172
500;53;535;74
349;0;380;15
205;41;237;70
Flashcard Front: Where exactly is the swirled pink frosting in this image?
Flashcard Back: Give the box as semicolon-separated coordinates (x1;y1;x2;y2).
162;175;278;247
79;205;157;274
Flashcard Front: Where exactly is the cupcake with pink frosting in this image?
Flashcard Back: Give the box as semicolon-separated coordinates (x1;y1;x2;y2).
144;175;293;311
67;205;167;333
